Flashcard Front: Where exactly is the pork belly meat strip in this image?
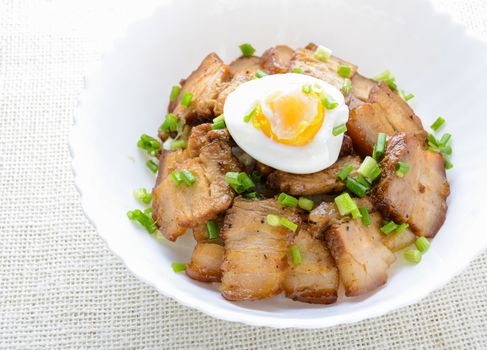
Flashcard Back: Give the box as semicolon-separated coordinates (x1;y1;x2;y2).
152;124;241;241
220;198;301;301
351;73;376;103
169;53;232;123
347;82;424;156
282;227;339;304
186;242;225;283
267;155;362;196
260;45;294;74
373;132;449;238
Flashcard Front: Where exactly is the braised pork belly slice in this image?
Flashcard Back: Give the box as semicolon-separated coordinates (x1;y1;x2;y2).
351;73;376;103
214;56;261;115
186;242;225;283
152;124;241;241
347;82;424;156
282;228;339;304
260;45;294;74
373;132;449;238
220;198;301;301
267;155;362;196
169;53;232;123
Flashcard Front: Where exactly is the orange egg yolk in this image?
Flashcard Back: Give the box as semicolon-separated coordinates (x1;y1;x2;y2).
252;89;324;146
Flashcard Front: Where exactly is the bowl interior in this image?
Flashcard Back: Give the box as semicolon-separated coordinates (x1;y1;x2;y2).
71;0;487;328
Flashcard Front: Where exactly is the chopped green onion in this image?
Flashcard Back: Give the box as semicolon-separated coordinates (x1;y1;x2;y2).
334;192;359;217
445;159;453;170
302;84;311;94
169;85;181;102
430;117;445;131
359;207;371;225
358;156;381;181
404;249;422;264
180;169;196;186
337;164;354;181
346;177;368;197
211;115;226;130
225;172;243;193
170;171;183;186
341;78;352;96
332;123;347;136
160;113;179;133
255;70;267;78
313;45;332;62
250;170;263;183
399;90;415;102
243;106;256;123
127;209;157;234
134;188;152;204
144;207;153;215
146;160;158;173
395;162;411;177
395;222;409;234
374;70;397;91
372;133;387;160
206;220;220;240
237;172;255;191
137;134;161;156
355;175;371;189
443;145;452;156
170;139;186;150
292;67;303;74
428;133;439;148
266;214;280;227
440;133;452;147
290;245;303;266
279;216;298;232
415;236;430;252
337;65;351;78
243;192;258;199
239;43;256;57
181;92;193;107
380;221;399;235
322;95;338;110
298;197;314;211
171;262;187;272
278;193;298;208
428;132;453;170
351;208;362;219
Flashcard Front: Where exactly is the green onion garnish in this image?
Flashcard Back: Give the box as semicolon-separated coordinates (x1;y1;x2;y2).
415;236;430;252
206;220;220;240
298;197;314;211
346;177;368;197
243;192;258;199
290;245;303;266
428;132;453;170
355;175;371;189
170;139;186;151
278;192;298;208
399;90;415;102
332;123;347;136
225;172;254;193
250;170;263;183
160;113;179;133
395;222;409;234
337;65;351;78
430;117;445;131
358;156;381;181
439;133;452;147
292;67;303;74
137;134;161;156
181;92;193;107
127;209;157;234
395;162;411;177
146;160;158;173
255;70;267;78
243;106;256;123
266;214;280;227
445;159;453;170
144;207;153;215
169;85;181;102
359;207;371;225
180;169;196;186
171;262;187;272
337;164;354;181
334;192;360;218
170;171;183;186
237;172;255;191
211;115;226;130
313;45;332;62
341;78;352;96
350;208;362;219
404;249;422;264
372;133;387;160
239;43;256;57
134;188;152;204
279;216;298;232
380;221;398;235
322;95;338;110
374;70;397;91
302;84;311;94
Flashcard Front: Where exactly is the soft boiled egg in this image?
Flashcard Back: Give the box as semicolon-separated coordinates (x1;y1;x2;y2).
224;73;349;174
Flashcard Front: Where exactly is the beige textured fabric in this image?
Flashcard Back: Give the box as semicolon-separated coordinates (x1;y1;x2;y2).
1;0;487;349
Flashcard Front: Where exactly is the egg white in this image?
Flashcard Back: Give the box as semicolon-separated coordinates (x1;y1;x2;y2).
224;73;349;174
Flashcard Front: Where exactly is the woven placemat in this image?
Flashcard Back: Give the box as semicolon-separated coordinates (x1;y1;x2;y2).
1;0;486;349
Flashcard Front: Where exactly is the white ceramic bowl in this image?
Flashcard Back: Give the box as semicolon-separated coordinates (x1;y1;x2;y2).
70;0;487;328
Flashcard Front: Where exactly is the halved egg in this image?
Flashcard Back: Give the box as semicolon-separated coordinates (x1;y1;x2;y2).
224;73;349;174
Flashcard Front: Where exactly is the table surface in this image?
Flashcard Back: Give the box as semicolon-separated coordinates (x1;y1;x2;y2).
1;0;487;349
